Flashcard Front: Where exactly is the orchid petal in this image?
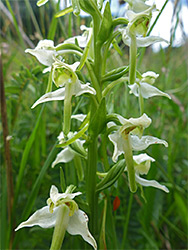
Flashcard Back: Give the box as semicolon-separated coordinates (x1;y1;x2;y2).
74;81;96;96
130;135;168;151
142;71;159;84
140;82;171;99
71;114;87;122
119;113;151;133
31;88;65;109
133;153;155;175
108;131;124;162
43;66;51;74
15;206;58;231
122;32;169;48
25;40;56;66
135;174;169;193
133;153;155;164
52;148;75;168
129;82;171;99
136;36;169;47
50;185;81;205
64;36;88;48
126;0;151;13
67;209;97;249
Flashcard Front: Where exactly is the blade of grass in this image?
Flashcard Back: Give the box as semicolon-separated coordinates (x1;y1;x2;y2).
24;0;43;38
160;215;187;241
14;105;45;204
121;193;133;249
0;1;34;48
5;0;24;47
141;231;159;250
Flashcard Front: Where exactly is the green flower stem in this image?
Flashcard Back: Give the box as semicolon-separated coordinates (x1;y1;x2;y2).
139;90;144;115
87;135;98;235
122;134;137;193
73;155;84;182
93;15;102;85
129;33;137;85
50;204;70;250
63;85;72;135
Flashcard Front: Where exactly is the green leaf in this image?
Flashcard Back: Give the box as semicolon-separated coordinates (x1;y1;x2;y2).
56;43;83;53
102;66;129;83
47;15;58;40
14;105;45;205
57;124;89;147
89;98;106;137
112;38;123;56
79;0;102;19
97;1;113;45
112;17;129;27
55;6;73;18
37;0;48;7
96;160;125;192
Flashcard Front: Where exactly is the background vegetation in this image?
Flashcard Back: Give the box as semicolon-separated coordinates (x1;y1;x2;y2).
0;0;187;249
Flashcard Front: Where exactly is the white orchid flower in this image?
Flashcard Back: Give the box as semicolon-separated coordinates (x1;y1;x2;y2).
126;0;151;13
15;185;97;249
125;5;156;36
31;60;95;108
128;71;171;99
121;4;169;48
25;40;58;66
108;113;168;162
31;59;95;135
64;25;93;48
126;153;169;193
52;131;86;168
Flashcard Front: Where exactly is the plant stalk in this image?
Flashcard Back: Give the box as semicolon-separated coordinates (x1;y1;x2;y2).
87;135;98;235
50;205;70;250
129;34;137;85
123;134;137;193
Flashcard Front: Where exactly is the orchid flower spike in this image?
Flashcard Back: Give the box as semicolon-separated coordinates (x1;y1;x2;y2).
125;153;169;193
128;71;171;99
108;113;168;162
15;185;97;249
